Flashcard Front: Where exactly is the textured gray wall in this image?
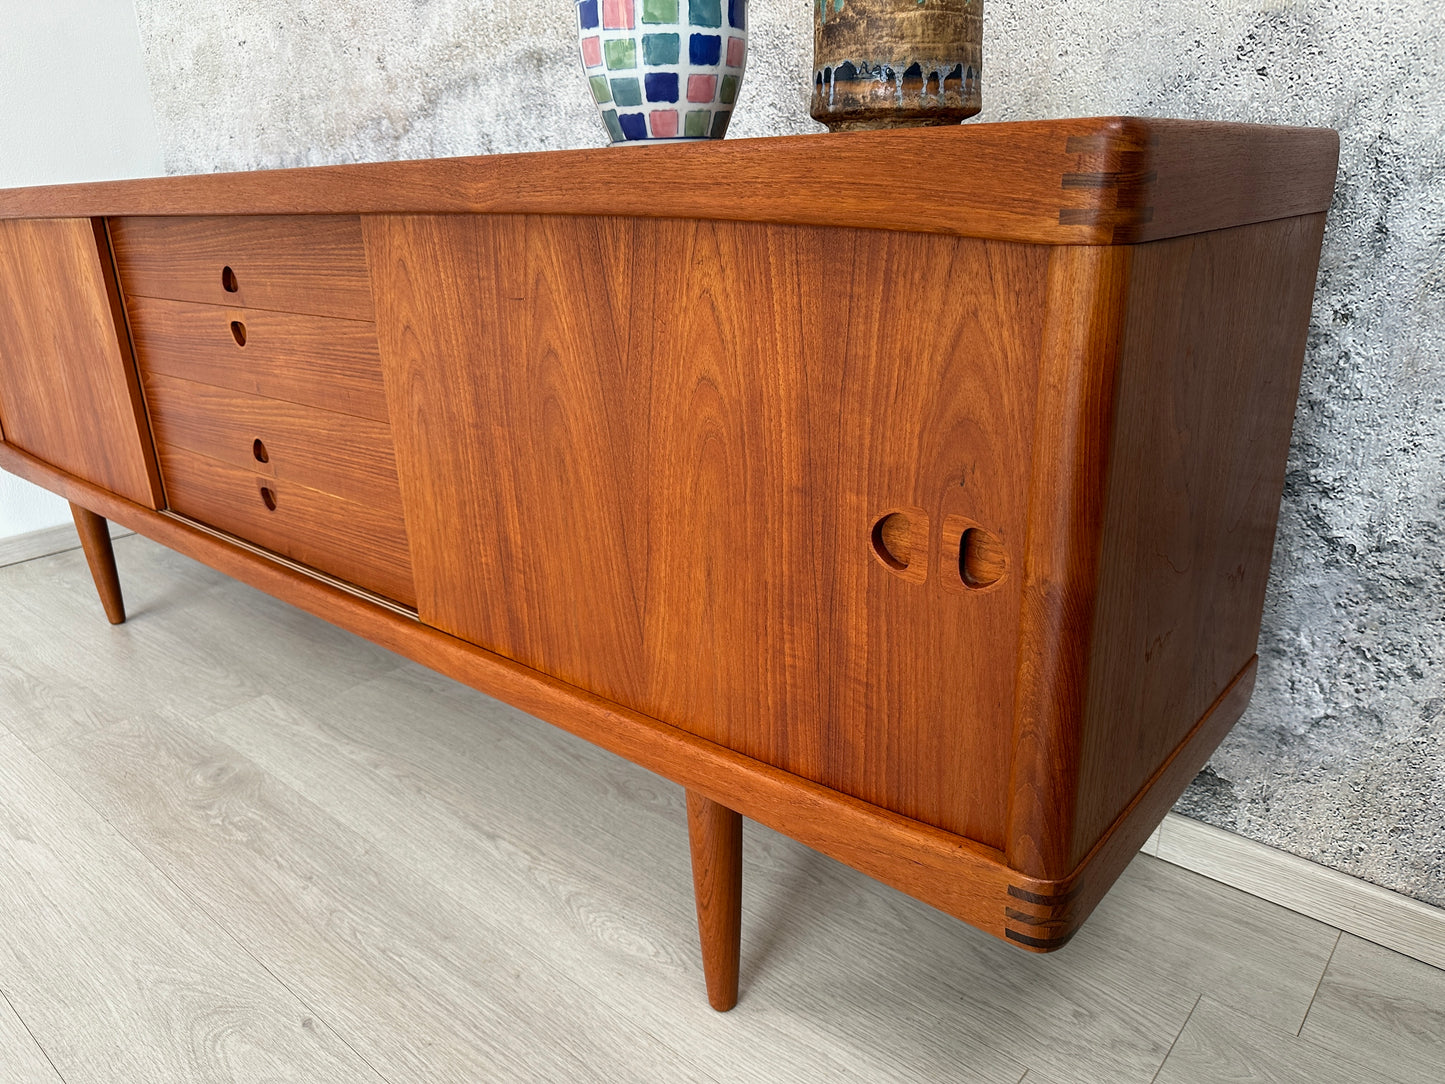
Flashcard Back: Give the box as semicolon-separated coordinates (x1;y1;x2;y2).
133;0;1444;905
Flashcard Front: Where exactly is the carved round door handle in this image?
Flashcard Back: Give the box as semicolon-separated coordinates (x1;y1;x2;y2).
868;508;929;584
940;514;1006;592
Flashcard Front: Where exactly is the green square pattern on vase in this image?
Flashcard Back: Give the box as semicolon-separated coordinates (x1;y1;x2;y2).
683;109;711;136
610;77;643;106
643;33;680;65
604;38;636;69
578;0;748;143
689;0;721;27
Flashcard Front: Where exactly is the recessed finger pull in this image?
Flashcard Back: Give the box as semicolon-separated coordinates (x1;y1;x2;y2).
252;438;268;463
868;508;929;584
959;528;1006;588
259;485;277;511
221;265;238;292
942;514;1006;591
230;319;247;346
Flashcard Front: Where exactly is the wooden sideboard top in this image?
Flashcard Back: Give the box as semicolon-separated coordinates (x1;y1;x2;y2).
0;117;1338;245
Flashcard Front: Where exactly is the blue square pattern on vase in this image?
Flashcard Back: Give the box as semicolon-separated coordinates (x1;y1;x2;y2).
645;71;680;102
618;113;649;140
578;0;747;142
690;33;721;66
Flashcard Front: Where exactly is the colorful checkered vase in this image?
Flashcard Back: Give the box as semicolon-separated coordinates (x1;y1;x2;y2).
578;0;747;143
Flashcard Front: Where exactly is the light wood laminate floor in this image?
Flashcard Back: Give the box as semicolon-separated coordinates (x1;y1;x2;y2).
1;536;1440;1083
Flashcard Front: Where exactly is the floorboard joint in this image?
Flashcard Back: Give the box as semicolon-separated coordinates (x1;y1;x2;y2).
1298;930;1342;1037
1149;994;1201;1084
0;988;66;1084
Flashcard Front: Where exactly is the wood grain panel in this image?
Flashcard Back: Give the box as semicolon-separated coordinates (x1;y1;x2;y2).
158;446;414;607
367;213;1047;846
126;296;389;421
109;216;374;319
144;373;404;511
0;218;160;506
1069;215;1328;869
0;121;1337;248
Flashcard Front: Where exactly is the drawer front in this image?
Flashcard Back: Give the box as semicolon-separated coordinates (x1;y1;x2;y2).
144;373;405;513
159;445;416;607
109;216;374;320
127;296;389;422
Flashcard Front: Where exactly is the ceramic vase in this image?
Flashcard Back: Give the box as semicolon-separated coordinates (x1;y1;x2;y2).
811;0;981;131
578;0;747;144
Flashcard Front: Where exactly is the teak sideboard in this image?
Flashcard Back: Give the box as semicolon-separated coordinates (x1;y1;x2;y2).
0;118;1338;1010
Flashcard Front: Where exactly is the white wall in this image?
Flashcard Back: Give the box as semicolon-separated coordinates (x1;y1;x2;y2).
0;0;162;539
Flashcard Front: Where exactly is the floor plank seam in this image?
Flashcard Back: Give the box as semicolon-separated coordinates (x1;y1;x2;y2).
0;523;134;569
1155;813;1445;970
38;716;399;1084
0;986;68;1084
1148;993;1201;1084
1296;929;1343;1038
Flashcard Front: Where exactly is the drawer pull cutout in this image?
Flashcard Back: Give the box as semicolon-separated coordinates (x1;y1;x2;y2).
221;265;239;292
959;528;1005;588
259;485;277;511
230;320;247;347
252;438;269;464
869;509;929;584
941;514;1007;591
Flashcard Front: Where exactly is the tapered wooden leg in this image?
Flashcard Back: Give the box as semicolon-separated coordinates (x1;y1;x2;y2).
70;503;125;624
686;789;742;1011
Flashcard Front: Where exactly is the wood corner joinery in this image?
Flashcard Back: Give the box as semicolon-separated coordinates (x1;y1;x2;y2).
1001;659;1259;950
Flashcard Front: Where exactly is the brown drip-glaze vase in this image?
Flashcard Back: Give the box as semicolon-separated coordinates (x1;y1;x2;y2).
811;0;981;131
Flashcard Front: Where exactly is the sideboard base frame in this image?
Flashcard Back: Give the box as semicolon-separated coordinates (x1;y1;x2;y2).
1;441;1255;1000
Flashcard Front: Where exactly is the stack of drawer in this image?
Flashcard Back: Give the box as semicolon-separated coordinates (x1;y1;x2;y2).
110;216;416;607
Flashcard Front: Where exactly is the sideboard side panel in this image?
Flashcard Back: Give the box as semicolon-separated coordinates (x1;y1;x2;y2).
1004;244;1133;880
366;213;1047;845
1068;213;1329;868
0;217;161;507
